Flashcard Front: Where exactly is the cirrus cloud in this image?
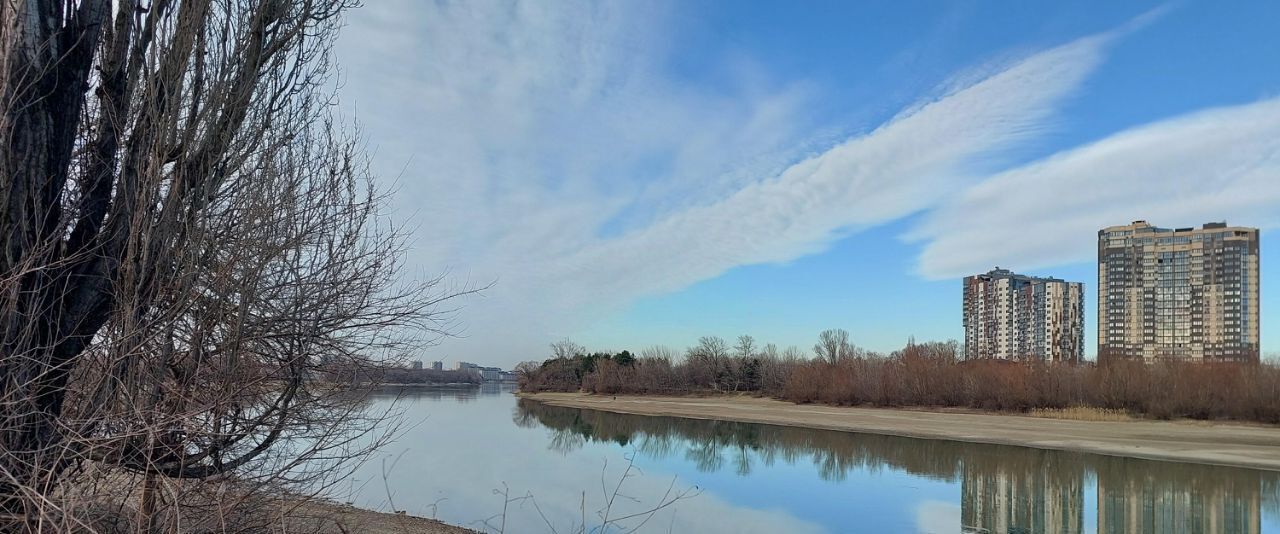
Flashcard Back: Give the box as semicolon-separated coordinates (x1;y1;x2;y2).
910;97;1280;279
335;2;1191;364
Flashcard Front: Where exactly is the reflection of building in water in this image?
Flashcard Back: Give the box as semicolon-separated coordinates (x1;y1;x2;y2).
515;400;1278;534
961;455;1083;534
1097;471;1261;534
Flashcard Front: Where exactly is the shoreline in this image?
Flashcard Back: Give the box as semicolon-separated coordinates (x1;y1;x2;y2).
313;501;478;533
521;392;1280;472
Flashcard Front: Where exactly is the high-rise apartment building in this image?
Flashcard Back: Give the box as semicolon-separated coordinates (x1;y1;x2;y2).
1098;221;1260;363
963;268;1085;363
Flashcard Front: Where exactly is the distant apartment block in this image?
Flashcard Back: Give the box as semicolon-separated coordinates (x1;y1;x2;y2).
1098;221;1260;363
456;361;510;381
963;268;1085;363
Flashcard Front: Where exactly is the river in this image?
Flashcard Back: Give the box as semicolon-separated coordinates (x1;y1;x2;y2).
344;384;1280;533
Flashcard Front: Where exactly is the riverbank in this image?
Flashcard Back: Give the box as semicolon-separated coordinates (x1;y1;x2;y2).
315;501;477;533
522;392;1280;471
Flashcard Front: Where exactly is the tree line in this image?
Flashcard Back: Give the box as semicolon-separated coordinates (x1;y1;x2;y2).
517;330;1280;424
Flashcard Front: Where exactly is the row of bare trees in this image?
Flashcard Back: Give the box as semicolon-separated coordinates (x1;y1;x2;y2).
518;331;1280;424
1;1;468;532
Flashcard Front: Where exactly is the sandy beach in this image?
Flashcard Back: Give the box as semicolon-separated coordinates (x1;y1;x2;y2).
522;392;1280;471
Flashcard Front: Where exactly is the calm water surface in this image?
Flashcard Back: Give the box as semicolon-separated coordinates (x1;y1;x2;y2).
346;385;1280;533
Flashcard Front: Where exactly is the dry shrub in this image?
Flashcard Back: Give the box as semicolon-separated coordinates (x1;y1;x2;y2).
521;336;1280;424
1030;407;1132;422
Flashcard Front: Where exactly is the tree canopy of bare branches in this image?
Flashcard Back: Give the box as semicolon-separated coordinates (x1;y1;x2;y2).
814;328;855;364
1;1;466;530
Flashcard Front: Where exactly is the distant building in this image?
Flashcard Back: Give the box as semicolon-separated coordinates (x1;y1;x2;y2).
963;268;1084;363
455;361;507;381
410;360;423;370
431;361;443;371
1098;221;1260;363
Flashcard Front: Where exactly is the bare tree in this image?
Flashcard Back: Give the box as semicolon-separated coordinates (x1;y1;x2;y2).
781;346;806;361
761;343;779;360
692;336;729;359
0;0;471;529
683;337;730;391
734;335;757;358
639;345;676;363
550;339;586;360
814;329;855;364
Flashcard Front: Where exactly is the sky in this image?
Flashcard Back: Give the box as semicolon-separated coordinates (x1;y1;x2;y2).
333;1;1280;368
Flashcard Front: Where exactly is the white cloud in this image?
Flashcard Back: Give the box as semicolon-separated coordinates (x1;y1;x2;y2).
911;97;1280;279
546;33;1110;309
337;0;822;361
916;500;962;534
336;1;1124;364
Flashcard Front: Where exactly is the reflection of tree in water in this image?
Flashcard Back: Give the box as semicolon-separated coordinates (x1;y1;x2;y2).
685;435;724;473
634;431;679;460
516;399;1279;534
548;428;586;455
515;398;976;482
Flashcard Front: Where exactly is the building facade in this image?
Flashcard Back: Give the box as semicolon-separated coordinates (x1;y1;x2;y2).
456;361;506;381
1098;221;1260;363
963;268;1085;363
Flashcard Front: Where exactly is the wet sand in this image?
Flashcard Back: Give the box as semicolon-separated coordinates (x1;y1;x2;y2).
522;392;1280;472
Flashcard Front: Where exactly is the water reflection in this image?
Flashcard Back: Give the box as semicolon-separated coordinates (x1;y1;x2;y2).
1096;455;1262;534
517;399;1279;534
371;381;515;402
960;448;1083;533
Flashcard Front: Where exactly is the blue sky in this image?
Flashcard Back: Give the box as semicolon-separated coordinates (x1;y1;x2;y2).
335;1;1280;366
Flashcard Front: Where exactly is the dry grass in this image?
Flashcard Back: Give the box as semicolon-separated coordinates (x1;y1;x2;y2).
1029;406;1133;422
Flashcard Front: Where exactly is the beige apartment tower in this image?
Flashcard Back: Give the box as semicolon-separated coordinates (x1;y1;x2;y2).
963;268;1085;363
1098;221;1260;363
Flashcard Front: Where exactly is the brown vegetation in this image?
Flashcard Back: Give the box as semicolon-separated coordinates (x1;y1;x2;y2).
1028;407;1132;422
0;1;472;531
518;336;1280;424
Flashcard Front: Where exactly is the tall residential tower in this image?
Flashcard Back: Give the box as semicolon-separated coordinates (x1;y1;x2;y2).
1098;221;1260;363
963;268;1085;363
